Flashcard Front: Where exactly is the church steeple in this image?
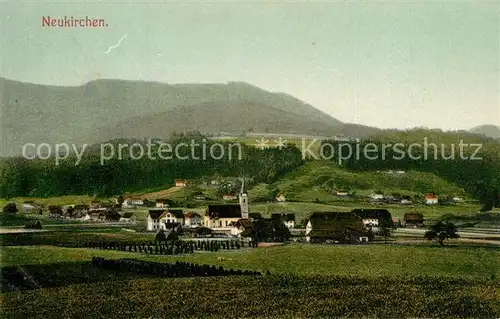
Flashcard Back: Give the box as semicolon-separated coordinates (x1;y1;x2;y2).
238;176;249;219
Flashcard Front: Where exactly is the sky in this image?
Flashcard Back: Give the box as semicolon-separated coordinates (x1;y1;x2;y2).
1;0;499;131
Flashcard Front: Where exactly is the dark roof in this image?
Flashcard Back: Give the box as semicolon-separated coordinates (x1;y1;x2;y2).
148;209;164;219
404;213;424;221
271;213;296;222
207;204;242;219
235;218;253;228
307;211;345;223
307;215;367;238
120;212;134;218
164;222;182;229
168;209;184;219
351;209;392;221
103;211;121;221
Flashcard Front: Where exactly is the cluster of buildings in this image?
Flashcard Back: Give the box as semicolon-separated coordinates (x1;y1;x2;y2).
368;192;444;205
304;209;395;244
146;179;296;238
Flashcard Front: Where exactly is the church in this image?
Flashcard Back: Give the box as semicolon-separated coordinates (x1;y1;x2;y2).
204;178;249;229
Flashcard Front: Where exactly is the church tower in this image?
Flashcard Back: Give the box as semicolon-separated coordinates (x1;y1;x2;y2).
239;177;249;219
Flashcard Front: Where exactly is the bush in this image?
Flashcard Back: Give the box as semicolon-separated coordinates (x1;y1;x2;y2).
3;203;18;215
24;220;42;229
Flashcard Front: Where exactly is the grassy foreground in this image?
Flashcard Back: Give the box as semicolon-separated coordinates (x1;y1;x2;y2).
2;243;500;318
3;244;499;279
2;275;499;318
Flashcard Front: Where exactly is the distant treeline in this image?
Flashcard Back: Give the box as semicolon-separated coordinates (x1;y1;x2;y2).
320;138;500;208
0;136;304;198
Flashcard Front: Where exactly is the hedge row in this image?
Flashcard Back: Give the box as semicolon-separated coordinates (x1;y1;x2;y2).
92;257;266;277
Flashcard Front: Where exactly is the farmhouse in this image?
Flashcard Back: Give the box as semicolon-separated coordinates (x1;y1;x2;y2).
119;212;135;222
184;212;203;227
351;208;393;232
160;209;185;226
251;217;291;241
230;218;253;237
425;193;439;205
335;190;349;197
147;210;164;231
275;194;286;202
404;213;424;227
83;210;101;221
123;197;144;208
271;213;296;229
400;196;413;205
100;210;121;222
156;199;168;208
222;194;237;201
370;193;384;201
22;202;41;213
305;212;369;243
175;179;187;187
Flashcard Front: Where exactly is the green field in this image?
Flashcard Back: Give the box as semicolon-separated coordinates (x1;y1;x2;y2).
3;244;499;279
1;242;500;318
250;161;468;202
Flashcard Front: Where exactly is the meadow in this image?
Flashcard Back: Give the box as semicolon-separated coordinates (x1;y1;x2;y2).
1;242;500;318
3;244;499;279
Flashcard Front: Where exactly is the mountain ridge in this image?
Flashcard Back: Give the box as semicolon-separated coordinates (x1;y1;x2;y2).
1;77;350;156
469;124;500;139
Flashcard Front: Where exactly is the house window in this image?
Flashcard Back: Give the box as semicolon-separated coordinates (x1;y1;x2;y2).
225;221;228;226
219;221;222;227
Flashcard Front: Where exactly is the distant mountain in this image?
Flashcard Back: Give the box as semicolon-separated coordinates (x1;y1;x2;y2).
469;124;500;139
0;78;379;156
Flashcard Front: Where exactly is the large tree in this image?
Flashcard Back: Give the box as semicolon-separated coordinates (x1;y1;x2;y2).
424;221;460;246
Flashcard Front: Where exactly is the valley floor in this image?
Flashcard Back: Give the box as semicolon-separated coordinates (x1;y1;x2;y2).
1;239;500;318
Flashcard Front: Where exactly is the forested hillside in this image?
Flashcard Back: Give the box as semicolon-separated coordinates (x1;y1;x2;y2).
0;137;304;198
320;129;500;208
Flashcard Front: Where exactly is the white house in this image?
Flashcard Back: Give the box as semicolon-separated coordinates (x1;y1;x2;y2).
123;197;144;208
336;190;349;197
159;209;185;227
22;202;40;213
156;199;168;208
184;212;203;227
119;212;135;223
370;193;384;201
147;210;164;231
175;179;187;187
425;194;439;205
275;194;286;202
271;213;296;229
230;218;252;237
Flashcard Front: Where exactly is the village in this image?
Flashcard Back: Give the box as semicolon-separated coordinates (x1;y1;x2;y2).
9;176;471;245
